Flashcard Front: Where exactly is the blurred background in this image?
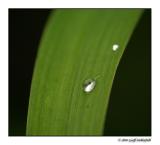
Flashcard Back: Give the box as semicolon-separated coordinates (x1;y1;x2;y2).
9;9;151;136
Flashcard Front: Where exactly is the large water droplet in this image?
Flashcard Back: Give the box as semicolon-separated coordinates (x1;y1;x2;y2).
112;44;119;51
83;79;96;93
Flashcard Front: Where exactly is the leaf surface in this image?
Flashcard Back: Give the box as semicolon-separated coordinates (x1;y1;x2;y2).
27;9;143;135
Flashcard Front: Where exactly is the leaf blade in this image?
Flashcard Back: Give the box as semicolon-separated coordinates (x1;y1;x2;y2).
27;9;143;135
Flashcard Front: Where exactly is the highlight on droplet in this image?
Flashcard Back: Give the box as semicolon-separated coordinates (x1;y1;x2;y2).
83;79;96;93
112;44;119;51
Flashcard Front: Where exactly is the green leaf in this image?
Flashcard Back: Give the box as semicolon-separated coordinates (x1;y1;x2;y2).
26;9;143;135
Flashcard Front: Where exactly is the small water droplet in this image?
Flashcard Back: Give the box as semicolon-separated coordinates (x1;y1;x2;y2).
83;79;96;93
112;44;119;51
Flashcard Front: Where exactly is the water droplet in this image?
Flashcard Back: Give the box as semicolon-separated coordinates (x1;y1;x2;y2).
112;44;119;51
83;79;96;93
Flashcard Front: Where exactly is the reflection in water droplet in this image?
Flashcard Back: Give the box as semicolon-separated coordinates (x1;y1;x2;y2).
83;79;96;93
112;44;119;51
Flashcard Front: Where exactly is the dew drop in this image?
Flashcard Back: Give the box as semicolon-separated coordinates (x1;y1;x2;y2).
112;44;119;51
83;79;96;93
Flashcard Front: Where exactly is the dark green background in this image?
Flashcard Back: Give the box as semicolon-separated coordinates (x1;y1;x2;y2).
9;9;151;136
